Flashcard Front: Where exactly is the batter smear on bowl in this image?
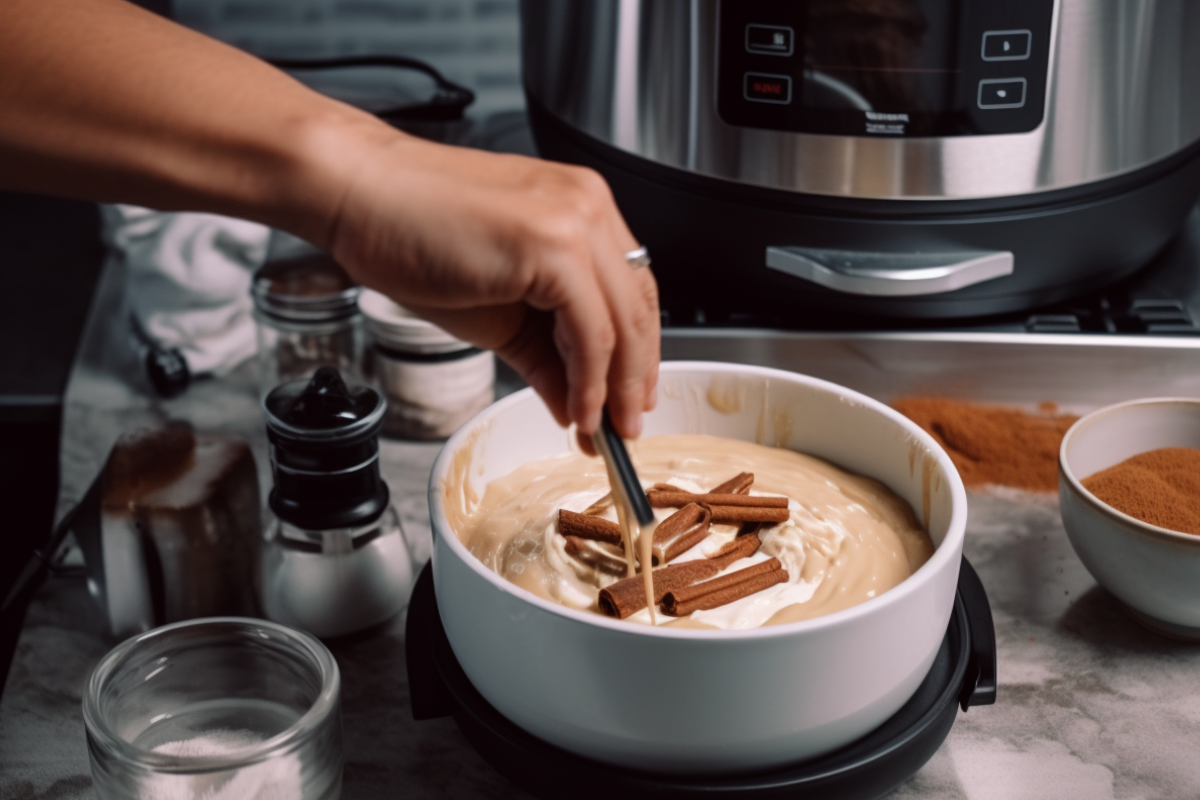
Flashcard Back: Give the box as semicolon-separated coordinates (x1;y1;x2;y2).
453;434;934;629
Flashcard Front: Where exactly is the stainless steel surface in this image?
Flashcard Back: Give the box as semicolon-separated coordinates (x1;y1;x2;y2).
765;247;1014;296
522;0;1200;200
662;330;1200;411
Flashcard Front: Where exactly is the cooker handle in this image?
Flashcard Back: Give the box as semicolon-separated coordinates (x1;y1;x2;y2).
765;246;1013;297
957;557;998;710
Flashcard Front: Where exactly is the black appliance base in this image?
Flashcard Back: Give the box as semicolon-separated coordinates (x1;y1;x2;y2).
528;97;1200;321
405;558;997;800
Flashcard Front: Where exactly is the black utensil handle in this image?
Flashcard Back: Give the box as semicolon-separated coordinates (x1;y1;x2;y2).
956;557;998;710
598;408;655;526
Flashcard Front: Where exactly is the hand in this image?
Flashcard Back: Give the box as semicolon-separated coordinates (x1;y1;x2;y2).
323;130;661;441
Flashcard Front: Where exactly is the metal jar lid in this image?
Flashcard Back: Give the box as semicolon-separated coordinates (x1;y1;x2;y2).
252;253;362;326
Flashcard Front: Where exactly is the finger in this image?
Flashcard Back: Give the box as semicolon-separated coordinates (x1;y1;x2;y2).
597;259;660;439
584;206;660;439
550;275;615;436
523;242;616;436
643;352;660;412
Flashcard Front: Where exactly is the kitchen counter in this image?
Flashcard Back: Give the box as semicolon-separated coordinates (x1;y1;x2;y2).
4;261;1200;800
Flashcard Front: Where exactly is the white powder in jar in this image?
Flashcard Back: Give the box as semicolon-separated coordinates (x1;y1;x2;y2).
139;730;303;800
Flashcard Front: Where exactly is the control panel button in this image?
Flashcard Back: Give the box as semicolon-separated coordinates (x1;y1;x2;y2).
977;78;1027;109
744;72;792;104
745;24;794;56
982;30;1032;61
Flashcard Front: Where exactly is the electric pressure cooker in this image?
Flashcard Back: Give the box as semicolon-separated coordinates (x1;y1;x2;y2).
521;1;1200;319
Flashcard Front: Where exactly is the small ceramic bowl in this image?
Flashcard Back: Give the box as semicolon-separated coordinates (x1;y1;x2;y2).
429;362;967;773
1059;398;1200;639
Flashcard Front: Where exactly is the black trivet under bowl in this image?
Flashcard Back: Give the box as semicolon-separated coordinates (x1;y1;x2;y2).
406;557;996;800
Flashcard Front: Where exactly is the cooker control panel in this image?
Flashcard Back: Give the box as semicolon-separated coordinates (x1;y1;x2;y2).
717;0;1055;137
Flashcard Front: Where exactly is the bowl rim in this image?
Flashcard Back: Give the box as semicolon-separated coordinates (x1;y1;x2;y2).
428;361;968;641
82;616;341;772
1059;396;1200;548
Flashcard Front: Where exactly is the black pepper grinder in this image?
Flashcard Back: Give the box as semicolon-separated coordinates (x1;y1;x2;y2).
261;366;414;639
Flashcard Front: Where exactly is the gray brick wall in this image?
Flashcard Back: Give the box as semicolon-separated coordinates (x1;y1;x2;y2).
174;0;524;118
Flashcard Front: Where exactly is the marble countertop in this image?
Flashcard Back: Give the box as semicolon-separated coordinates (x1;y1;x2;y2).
4;261;1200;800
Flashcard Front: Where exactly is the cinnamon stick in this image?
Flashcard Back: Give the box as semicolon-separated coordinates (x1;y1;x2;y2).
558;509;622;545
661;560;788;616
564;536;627;576
647;490;788;509
711;472;753;495
598;559;723;619
708;532;762;567
651;503;712;565
705;505;790;525
663;558;781;608
597;533;763;618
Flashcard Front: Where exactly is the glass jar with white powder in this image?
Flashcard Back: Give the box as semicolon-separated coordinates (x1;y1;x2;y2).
359;289;494;440
83;617;343;800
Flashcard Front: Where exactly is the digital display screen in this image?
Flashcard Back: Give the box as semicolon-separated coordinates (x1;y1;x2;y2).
801;0;961;116
716;0;1054;137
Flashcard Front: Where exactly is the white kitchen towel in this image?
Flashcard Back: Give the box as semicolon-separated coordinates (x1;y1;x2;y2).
102;205;270;376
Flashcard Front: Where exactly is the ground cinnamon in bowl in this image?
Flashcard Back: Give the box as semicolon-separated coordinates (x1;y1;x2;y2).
1081;447;1200;535
893;397;1078;492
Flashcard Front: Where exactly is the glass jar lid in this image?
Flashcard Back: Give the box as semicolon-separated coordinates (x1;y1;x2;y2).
252;253;361;325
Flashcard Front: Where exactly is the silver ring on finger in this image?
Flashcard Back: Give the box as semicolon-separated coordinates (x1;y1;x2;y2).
624;246;651;270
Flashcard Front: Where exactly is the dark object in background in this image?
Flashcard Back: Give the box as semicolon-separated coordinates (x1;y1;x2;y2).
271;54;476;144
270;55;474;123
0;192;104;697
130;313;191;398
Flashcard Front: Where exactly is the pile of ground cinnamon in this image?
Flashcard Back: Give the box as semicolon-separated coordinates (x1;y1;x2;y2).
892;397;1078;491
1081;447;1200;535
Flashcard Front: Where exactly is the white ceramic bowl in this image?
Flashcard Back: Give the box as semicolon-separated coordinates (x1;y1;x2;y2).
428;362;967;773
1059;398;1200;639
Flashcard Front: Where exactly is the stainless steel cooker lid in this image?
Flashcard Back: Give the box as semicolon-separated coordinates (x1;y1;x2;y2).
522;0;1200;201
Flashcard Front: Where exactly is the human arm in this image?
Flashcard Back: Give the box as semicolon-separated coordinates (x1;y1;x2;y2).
0;0;659;438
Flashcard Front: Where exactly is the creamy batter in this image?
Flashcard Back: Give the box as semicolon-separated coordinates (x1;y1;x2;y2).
450;434;934;630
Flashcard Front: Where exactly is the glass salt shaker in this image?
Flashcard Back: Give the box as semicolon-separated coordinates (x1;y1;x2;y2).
261;367;414;639
252;253;363;396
